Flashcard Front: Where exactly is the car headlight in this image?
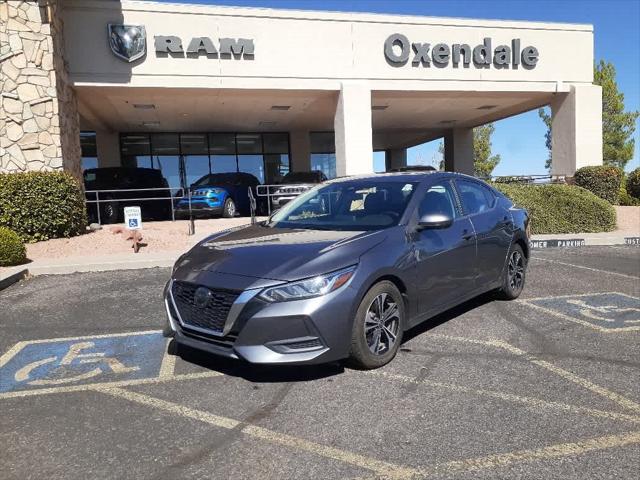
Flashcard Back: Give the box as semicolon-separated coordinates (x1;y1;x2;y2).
259;265;356;302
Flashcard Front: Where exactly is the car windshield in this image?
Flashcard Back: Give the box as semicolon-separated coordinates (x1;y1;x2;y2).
192;174;240;187
267;180;418;231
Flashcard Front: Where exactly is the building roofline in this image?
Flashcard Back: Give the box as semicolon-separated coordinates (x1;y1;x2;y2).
63;0;594;32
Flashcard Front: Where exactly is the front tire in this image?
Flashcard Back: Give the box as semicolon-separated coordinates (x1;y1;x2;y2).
222;198;236;218
497;244;527;300
348;281;404;370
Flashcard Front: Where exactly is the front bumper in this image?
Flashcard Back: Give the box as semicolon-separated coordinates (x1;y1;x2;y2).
163;277;355;365
176;198;223;214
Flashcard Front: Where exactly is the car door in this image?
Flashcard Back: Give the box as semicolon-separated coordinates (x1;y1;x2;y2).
455;179;513;289
412;180;477;316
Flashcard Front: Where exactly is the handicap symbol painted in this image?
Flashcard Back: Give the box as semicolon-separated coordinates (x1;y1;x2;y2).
527;293;640;331
0;331;167;394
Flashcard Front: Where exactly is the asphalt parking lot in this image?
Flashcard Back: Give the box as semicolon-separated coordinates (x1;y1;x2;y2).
1;246;639;480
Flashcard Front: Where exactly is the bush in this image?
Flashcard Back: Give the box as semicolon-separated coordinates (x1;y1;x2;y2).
494;183;616;234
626;168;640;200
0;227;27;266
0;171;87;242
618;184;640;206
573;165;623;204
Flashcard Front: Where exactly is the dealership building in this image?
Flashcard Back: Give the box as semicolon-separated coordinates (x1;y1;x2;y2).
2;0;602;190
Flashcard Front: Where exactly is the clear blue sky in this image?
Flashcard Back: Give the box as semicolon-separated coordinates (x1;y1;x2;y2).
159;0;640;175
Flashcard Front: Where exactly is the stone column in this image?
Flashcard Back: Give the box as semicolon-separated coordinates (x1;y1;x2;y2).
0;0;81;178
289;130;311;173
385;148;407;171
334;82;373;177
551;84;603;176
444;128;474;175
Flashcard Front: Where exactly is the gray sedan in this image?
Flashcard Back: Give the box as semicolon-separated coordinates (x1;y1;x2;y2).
164;171;529;369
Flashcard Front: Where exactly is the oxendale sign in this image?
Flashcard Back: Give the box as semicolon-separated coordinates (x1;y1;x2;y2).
384;34;539;69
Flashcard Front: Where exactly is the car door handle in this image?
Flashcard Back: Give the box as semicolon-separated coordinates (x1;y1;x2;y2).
462;230;474;241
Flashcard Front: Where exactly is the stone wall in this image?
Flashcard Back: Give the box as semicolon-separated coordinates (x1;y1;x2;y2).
0;0;81;178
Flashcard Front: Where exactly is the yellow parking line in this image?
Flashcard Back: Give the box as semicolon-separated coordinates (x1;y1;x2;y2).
521;291;638;302
0;370;224;400
491;340;640;414
94;386;420;480
369;370;640;425
158;339;177;378
422;430;640;477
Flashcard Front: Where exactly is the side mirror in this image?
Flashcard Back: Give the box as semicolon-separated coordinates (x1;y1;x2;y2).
417;212;453;230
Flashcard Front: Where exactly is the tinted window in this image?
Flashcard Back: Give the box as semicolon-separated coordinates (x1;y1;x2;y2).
457;180;493;215
418;183;457;219
269;180;417;231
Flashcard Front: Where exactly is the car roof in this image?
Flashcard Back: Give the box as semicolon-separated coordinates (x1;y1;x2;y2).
325;171;480;184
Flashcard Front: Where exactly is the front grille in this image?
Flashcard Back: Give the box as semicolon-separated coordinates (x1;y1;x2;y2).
172;281;240;334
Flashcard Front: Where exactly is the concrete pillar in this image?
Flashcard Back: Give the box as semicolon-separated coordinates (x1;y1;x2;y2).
551;84;603;176
444;128;474;175
96;131;121;167
334;82;373;177
289;130;311;172
385;148;407;171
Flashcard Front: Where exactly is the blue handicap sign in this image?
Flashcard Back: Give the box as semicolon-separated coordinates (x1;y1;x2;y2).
528;293;640;331
128;218;139;228
0;332;167;394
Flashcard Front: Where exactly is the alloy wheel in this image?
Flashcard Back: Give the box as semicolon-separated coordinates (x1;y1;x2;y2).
364;293;400;355
508;250;525;291
226;200;236;217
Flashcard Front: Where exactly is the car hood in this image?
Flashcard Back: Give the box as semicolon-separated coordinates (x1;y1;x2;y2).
173;223;387;282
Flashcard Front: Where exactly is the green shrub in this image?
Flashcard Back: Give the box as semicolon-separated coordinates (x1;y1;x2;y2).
626;168;640;199
494;183;616;234
0;171;87;242
0;227;27;266
618;184;640;206
573;165;623;204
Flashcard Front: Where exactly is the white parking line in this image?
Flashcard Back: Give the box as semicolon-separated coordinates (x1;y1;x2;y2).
532;257;640;280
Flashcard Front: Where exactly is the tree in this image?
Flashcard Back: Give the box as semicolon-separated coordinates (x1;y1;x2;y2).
437;124;501;177
538;107;552;171
539;60;639;171
473;123;501;178
594;60;639;170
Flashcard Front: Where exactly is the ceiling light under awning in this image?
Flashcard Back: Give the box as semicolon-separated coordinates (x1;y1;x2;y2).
133;104;156;110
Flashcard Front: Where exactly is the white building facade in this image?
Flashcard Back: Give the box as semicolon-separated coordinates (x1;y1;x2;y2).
1;0;603;188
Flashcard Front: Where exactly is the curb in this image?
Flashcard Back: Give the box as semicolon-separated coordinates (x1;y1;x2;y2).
0;267;29;291
27;257;176;276
530;236;640;249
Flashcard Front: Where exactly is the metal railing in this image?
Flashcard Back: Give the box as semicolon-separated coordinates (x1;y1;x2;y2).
256;183;313;215
85;187;184;225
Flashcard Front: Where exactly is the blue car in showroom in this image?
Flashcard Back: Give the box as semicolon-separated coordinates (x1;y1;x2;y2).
175;172;261;218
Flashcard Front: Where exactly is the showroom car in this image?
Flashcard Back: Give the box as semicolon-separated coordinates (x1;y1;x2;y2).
268;170;328;211
175;172;262;218
164;171;530;369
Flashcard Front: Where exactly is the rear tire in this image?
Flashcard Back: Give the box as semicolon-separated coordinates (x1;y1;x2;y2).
348;281;404;370
222;198;236;218
101;197;120;224
496;244;527;300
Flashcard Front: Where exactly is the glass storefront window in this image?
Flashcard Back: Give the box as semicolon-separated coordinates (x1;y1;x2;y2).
80;131;98;171
209;133;236;155
310;132;337;179
236;133;262;154
120;133;151;168
119;132;291;188
263;133;289;154
211;155;238;174
238;154;265;184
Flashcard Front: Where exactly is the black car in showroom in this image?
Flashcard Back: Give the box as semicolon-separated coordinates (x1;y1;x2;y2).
84;167;172;224
164;172;529;369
